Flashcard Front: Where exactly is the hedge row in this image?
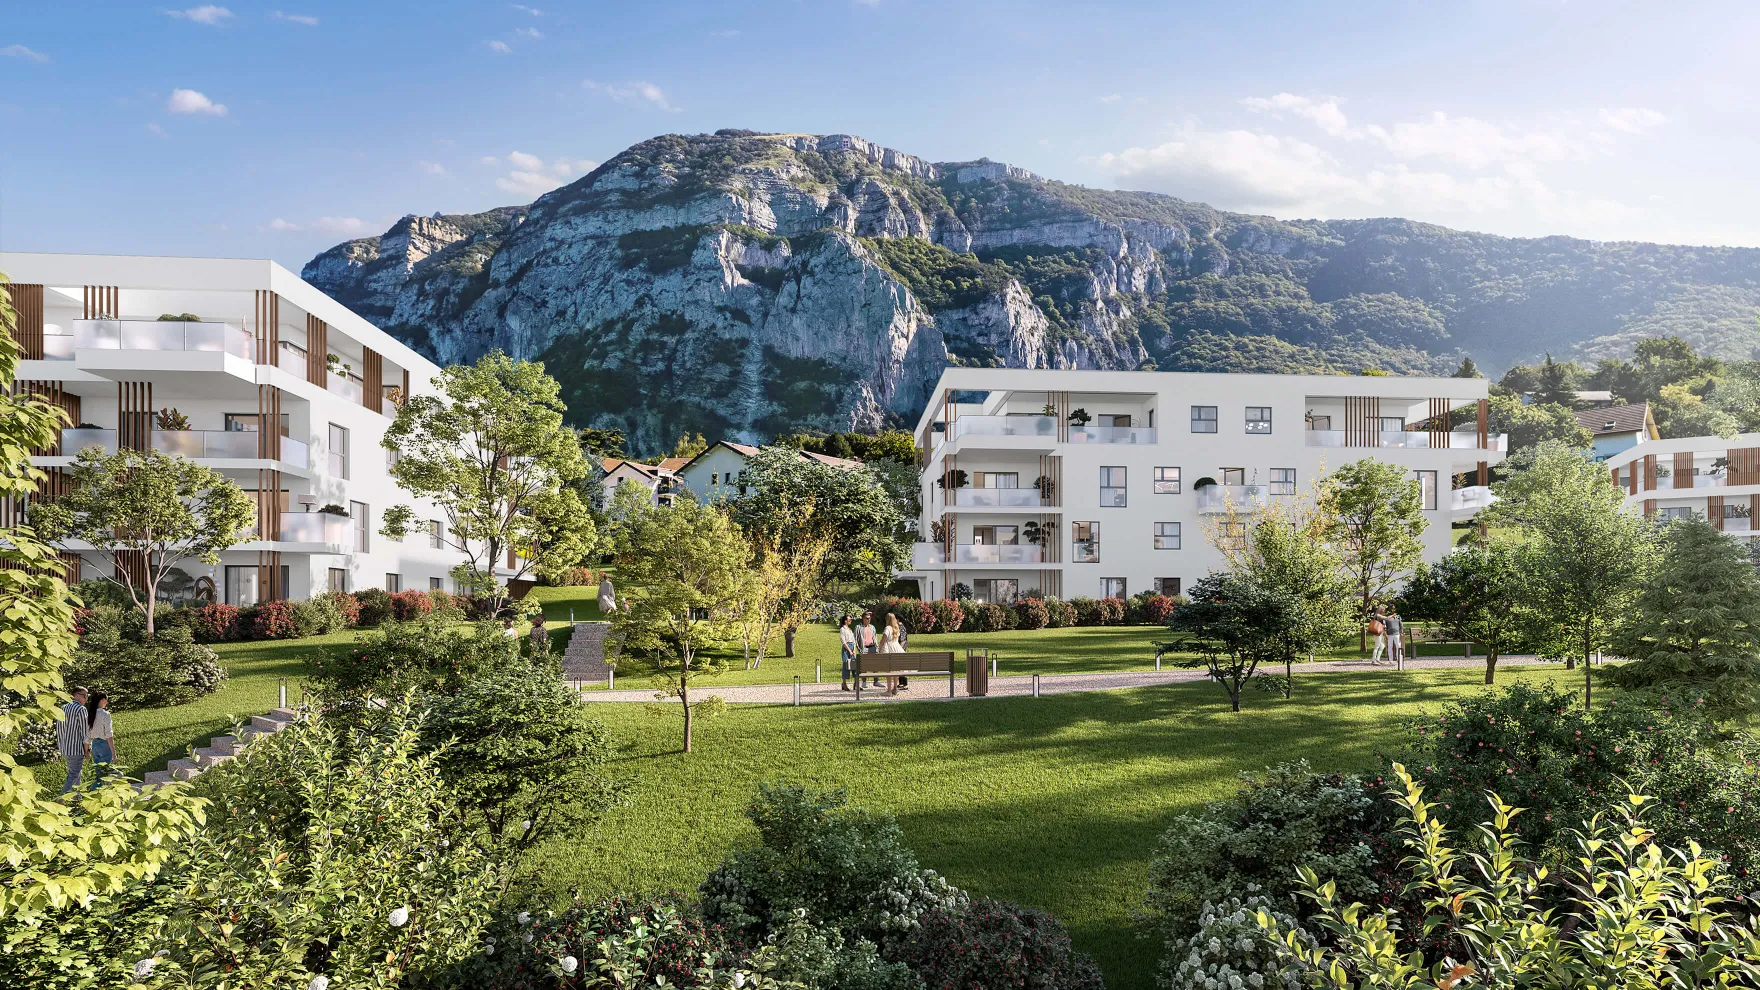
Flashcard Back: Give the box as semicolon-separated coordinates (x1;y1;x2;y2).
867;591;1184;635
152;588;481;643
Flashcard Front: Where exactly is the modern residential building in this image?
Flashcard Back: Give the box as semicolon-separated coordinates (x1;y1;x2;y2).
1;252;473;603
899;368;1508;603
1576;402;1657;462
674;440;861;501
1606;433;1760;536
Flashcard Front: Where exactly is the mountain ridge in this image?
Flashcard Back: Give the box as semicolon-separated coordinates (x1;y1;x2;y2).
302;129;1760;454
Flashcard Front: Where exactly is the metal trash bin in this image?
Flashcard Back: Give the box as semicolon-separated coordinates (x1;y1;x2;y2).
966;648;990;697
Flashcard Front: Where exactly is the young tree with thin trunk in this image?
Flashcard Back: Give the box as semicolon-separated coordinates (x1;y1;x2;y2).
1167;572;1300;712
609;498;751;753
1402;540;1526;684
31;447;255;638
1316;458;1426;653
735;516;833;670
378;351;595;616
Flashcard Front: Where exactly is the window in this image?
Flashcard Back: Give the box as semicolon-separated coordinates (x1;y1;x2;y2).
1379;416;1407;434
1191;406;1218;433
1072;521;1099;562
1155;577;1181;597
974;471;1020;489
1308;415;1331;431
1101;578;1127;599
1219;521;1247;551
429;519;445;549
328;568;349;592
973;578;1018;604
1101;414;1132;428
351;501;369;551
328;423;350;479
972;525;1019;545
1269;468;1296;496
1100;466;1127;507
225;564;286;605
1246;407;1272;434
1154;522;1181;550
1154;467;1181;494
429;576;444;591
1726;503;1746;519
1657;506;1695;523
384;573;403;593
1221;467;1245;486
386;447;399;470
1415;470;1438;511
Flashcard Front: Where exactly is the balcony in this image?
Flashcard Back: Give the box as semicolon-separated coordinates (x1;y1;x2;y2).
1069;425;1157;444
277;340;307;377
1694;474;1728;489
950;415;1056;441
145;430;311;468
1305;430;1507;452
1450;485;1497;518
327;371;364;404
60;427;117;454
73;319;253;361
41;330;74;360
949;487;1045;508
1196;484;1269;513
276;512;356;547
911;543;945;568
1725;517;1753;534
952;544;1044;564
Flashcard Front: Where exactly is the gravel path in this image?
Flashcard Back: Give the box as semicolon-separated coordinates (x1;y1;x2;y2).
574;654;1553;705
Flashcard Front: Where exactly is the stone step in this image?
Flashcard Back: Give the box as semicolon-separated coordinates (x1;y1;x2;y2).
166;758;201;781
207;735;241;756
269;707;299;721
192;747;232;767
140;770;173;786
249;713;289;733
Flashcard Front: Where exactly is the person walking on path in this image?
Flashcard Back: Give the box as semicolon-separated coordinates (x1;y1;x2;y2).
86;692;116;784
858;612;881;687
529;613;549;654
57;686;89;794
1368;607;1389;665
838;616;857;692
597;575;616;616
1385;607;1406;670
880;614;905;695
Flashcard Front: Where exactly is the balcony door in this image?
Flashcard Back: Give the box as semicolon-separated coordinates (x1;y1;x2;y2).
1221;467;1245;486
224;412;291;436
972;525;1019;546
972;472;1019;489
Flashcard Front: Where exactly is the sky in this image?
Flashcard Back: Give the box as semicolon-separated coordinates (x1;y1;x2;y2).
3;0;1758;270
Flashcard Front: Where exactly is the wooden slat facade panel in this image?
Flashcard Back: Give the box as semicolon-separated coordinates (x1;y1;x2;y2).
1673;451;1693;490
258;550;283;602
82;285;118;319
1477;399;1489;449
306;315;328;387
21;381;78;454
257;385;282;459
1427;397;1449;446
5;283;45;359
1729;448;1760;487
255;290;281;365
1342;396;1382;447
362;348;383;413
1709;495;1726;531
118;381;153;451
1643;498;1656;518
1643;455;1656;491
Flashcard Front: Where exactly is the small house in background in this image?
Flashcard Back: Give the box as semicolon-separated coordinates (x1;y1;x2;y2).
601;457;681;506
675;441;862;501
1576;402;1658;462
1573;389;1616;408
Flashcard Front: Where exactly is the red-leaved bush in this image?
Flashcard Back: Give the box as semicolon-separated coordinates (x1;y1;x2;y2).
1012;597;1050;630
929;598;964;633
390;589;435;622
314;591;360;628
896;899;1105;990
1136;594;1178;625
1096;597;1126;625
190;602;242;642
250;599;301;640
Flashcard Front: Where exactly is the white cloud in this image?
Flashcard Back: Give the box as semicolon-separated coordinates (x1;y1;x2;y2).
271;11;319;26
146;122;167;138
1091;122;1361;212
419;161;447;175
164;5;233;25
1361;111;1584;170
582;79;679;112
1098;93;1121;104
1598;107;1666;134
0;44;49;63
515;27;542;39
487;40;512;54
492;151;598;197
167;88;228;116
265;216;372;235
479;155;500;165
511;3;541;13
267;217;300;232
1241;93;1354;138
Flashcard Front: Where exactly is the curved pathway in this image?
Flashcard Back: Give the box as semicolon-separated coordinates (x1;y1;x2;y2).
576;654;1554;705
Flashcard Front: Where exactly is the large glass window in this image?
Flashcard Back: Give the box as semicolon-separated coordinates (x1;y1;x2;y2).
1155;577;1181;597
1154;466;1181;494
1222;467;1245;486
1219;521;1247;551
328;423;350;479
1191;406;1218;433
1246;407;1272;434
429;576;444;591
973;578;1018;604
1154;522;1181;550
1657;506;1695;524
351;501;369;551
384;573;403;593
429;519;445;549
1072;521;1099;562
1100;466;1127;507
328;567;349;592
1269;468;1296;496
1101;577;1128;599
1415;470;1438;511
1308;415;1331;431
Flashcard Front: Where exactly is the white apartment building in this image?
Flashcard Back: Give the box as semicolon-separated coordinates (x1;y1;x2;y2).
900;368;1508;603
1605;433;1760;535
2;252;473;604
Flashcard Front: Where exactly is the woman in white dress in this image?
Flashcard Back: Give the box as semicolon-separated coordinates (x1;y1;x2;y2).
880;615;905;694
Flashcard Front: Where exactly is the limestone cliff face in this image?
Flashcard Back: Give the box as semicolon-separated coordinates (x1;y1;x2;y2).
304;129;1760;453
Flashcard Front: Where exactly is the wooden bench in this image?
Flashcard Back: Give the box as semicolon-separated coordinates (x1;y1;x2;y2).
855;651;958;700
1408;629;1472;658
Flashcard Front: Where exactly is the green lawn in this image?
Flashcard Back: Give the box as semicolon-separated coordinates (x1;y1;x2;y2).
527;664;1580;990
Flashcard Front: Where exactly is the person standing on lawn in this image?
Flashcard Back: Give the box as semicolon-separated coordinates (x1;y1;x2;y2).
858;612;882;687
529;613;549;653
838;615;858;692
57;685;89;794
86;691;116;783
1385;607;1406;668
1367;607;1389;664
597;574;616;616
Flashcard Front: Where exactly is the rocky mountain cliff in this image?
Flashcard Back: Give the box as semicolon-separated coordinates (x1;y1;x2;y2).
304;129;1760;453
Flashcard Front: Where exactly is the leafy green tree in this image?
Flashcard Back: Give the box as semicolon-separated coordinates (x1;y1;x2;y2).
1487;390;1591;452
777;429;917;465
1490;441;1655;703
610;498;752;753
578;426;628;462
1653;378;1739;438
728;445;909;597
30;447;255;638
1167;572;1301;712
379;351;595;613
0;275;206;921
667;431;708;460
1450;356;1482;379
1603;515;1760;714
1316;459;1425;649
1592;334;1724;405
1401;541;1527;683
1532;353;1583;407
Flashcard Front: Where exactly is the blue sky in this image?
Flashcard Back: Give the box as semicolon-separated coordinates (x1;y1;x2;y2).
4;1;1757;269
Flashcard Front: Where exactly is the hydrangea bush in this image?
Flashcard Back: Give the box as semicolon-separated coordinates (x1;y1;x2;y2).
1161;896;1311;990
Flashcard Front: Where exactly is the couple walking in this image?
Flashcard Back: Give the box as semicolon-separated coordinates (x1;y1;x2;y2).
1368;606;1404;666
838;611;910;694
56;685;118;794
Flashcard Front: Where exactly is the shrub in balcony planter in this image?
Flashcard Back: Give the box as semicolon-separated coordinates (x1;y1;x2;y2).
153;407;191;431
188;602;242;642
896;899;1105;990
155;312;200;321
315;590;361;627
1067;408;1092;427
354;587;393;626
934;469;970;490
1097;597;1126;625
1012;597;1050;630
929;598;964;633
249;599;302;639
317;503;349;516
1068;596;1101;626
1032;475;1056;501
391;588;436;622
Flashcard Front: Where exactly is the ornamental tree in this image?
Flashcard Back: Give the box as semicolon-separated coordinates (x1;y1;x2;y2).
1316;458;1425;650
1401;540;1527;683
30;446;255;638
379;351;595;615
1166;572;1301;712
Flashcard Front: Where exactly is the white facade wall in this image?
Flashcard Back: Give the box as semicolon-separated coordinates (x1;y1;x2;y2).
675;445;751;502
1604;433;1760;536
902;368;1506;602
4;252;473;603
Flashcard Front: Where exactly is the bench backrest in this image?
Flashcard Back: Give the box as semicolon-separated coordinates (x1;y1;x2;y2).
857;651;955;675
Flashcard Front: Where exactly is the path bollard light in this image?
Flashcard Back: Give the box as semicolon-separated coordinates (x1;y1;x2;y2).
815;662;821;684
1154;653;1161;672
279;678;287;708
607;668;615;690
570;607;575;623
793;675;801;707
1032;673;1040;698
991;654;998;678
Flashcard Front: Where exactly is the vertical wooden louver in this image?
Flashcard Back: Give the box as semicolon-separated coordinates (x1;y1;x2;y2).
1342;396;1382;448
22;381;78;454
1709;495;1726;531
115;551;148;591
1643;455;1656;491
305;315;328;387
257;385;282;460
1427;398;1450;447
1728;448;1760;487
258;550;283;602
257;468;282;543
254;290;281;365
1673;452;1694;490
5;283;46;359
118;382;153;451
82;285;119;319
362;347;383;412
1643;499;1656;518
1476;399;1489;450
402;368;410;403
1050;391;1070;443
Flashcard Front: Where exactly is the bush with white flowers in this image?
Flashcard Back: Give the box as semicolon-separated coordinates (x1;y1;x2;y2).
1160;896;1312;990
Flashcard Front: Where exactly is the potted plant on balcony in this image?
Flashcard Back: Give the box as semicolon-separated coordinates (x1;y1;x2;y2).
1023;519;1055;548
935;469;970;490
930;519;949;543
325;353;354;377
154;407;191;431
156;312;200;322
1068;408;1092;427
1033;474;1056;503
317;503;349;516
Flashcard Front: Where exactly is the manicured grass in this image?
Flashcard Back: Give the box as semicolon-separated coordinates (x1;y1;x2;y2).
527;664;1581;990
526;583;611;623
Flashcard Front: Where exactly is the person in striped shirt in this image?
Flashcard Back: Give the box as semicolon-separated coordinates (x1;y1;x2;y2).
57;686;89;794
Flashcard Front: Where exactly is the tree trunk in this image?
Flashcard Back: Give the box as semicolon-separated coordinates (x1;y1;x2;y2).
144;599;156;639
1484;651;1498;685
680;677;693;754
1230;687;1241;713
1582;624;1593;708
784;626;796;658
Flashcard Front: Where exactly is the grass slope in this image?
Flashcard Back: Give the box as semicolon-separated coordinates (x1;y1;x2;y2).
526;664;1578;990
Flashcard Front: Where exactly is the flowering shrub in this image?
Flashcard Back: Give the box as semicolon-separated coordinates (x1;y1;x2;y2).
315;590;360;628
249;599;301;639
1132;594;1180;626
392;589;436;622
1012;597;1050;630
928;598;963;633
1161;896;1311;990
1097;597;1126;625
455;893;748;989
964;601;1014;633
1042;597;1078;628
188;602;241;642
1068;596;1100;626
547;566;599;587
896;899;1105;990
354;587;394;626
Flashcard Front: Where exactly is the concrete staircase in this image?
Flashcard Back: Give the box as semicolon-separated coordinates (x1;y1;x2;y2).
139;707;300;787
560;622;613;683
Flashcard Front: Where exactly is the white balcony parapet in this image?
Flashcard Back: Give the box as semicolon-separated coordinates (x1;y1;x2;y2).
73;319;253;361
60;428;118;454
950;415;1057;440
1451;485;1497;513
277;512;355;547
1069;425;1157;444
327;371;364;404
1196;484;1268;513
41;329;74;360
1305;429;1507;452
1694;474;1728;489
950;487;1044;508
911;543;945;568
1725;517;1753;534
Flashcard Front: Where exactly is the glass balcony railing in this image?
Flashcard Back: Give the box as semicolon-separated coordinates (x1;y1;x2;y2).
950;487;1044;508
280;436;310;469
277;512;356;546
912;543;945;568
1451;485;1496;512
152;430;259;459
1694;474;1728;489
41;331;74;360
1305;429;1508;452
60;428;117;454
1725;517;1753;533
1069;425;1157;444
953;544;1044;564
327;371;363;404
950;415;1058;440
1196;484;1268;512
73;319;253;360
277;340;307;377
